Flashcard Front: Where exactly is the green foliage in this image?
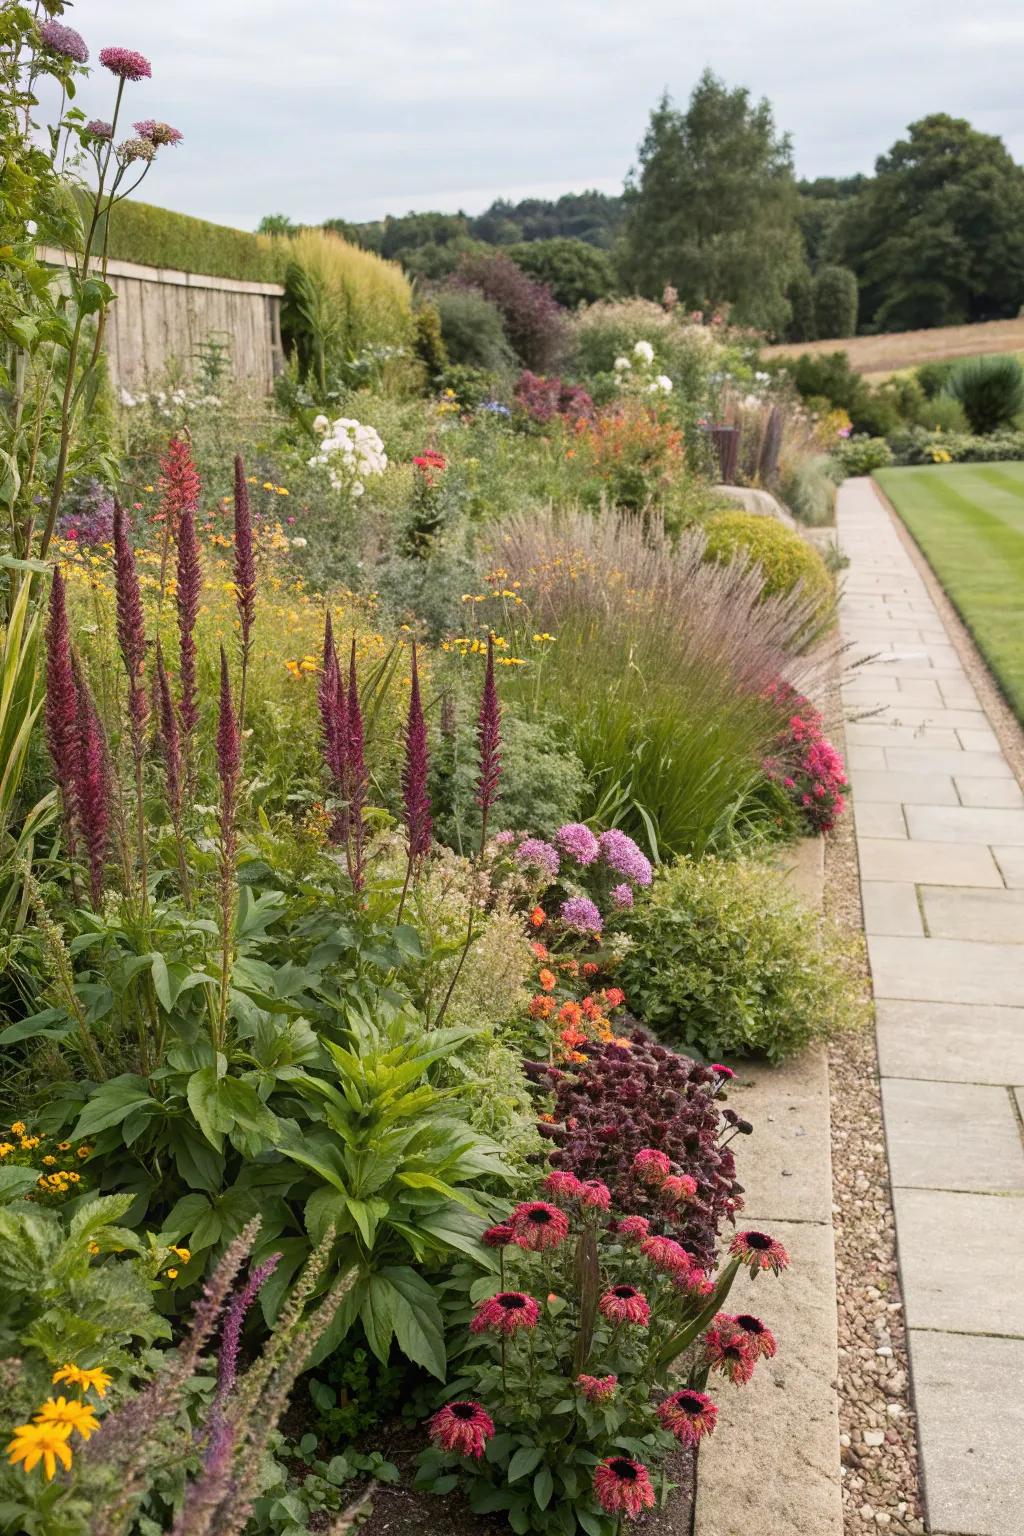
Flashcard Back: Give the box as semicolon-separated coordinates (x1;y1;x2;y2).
812;265;858;339
831;436;894;478
944;354;1024;434
507;238;617;308
620;856;859;1060
779;350;899;436
99;198;283;280
434;286;516;373
916;359;956;398
778;451;839;523
786;269;817;342
702;511;833;612
621;71;804;335
887;426;1024;465
412;302;448;379
831;114;1024;331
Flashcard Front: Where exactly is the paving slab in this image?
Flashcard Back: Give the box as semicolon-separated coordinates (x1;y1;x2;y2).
853;801;907;838
958;726;1002;753
856;838;1002;887
893;1187;1024;1335
876;1000;1024;1085
846;722;962;750
693;1219;842;1536
847;744;888;772
904;804;1024;846
881;1078;1024;1192
848;769;958;805
908;1329;1024;1536
955;776;1024;809
921;886;1024;944
725;1048;833;1224
861;881;924;936
868;934;1024;1005
993;846;1024;888
884;747;1013;777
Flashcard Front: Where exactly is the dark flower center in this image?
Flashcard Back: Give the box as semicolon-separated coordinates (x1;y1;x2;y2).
724;1345;744;1360
498;1293;527;1310
613;1285;638;1299
745;1231;771;1250
677;1393;704;1413
609;1459;637;1480
736;1314;763;1333
526;1207;552;1224
450;1403;476;1420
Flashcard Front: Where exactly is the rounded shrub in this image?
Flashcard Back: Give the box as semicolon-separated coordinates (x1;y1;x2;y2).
945;354;1024;434
831;436;894;479
619;856;860;1062
701;510;832;612
812;265;858;339
434;287;516;373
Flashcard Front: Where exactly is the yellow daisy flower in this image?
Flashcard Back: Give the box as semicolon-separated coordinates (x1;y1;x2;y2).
6;1422;73;1480
33;1397;100;1441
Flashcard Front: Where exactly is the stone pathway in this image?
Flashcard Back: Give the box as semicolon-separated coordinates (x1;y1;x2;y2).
837;478;1024;1536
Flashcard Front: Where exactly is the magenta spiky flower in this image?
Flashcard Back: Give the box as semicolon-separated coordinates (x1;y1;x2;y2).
475;633;501;828
39;20;88;63
542;1170;585;1202
593;1457;655;1518
133;120;183;146
112;500;148;750
401;641;431;861
508;1200;570;1252
74;677;109;909
216;647;240;806
632;1148;671;1185
155;643;182;820
598;1284;650;1327
616;1215;651;1242
232;455;256;680
346;639;367;890
729;1313;778;1359
704;1325;757;1385
214;1253;282;1407
45;569;80;848
576;1373;618;1404
579;1180;611;1210
662;1173;698;1204
639;1234;692;1275
730;1229;790;1276
99;46;151;80
657;1389;718;1447
470;1292;540;1336
175;500;202;747
481;1222;515;1250
427;1401;494;1459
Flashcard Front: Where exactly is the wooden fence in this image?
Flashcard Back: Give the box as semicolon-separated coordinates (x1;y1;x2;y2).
39;247;285;396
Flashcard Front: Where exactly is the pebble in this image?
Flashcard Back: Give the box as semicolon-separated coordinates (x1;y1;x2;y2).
863;1430;885;1447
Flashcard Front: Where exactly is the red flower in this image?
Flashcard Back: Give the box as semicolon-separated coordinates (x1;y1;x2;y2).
640;1235;691;1275
593;1457;655;1518
657;1389;718;1447
576;1373;617;1404
704;1324;757;1384
542;1171;584;1202
509;1201;570;1252
730;1313;778;1359
537;967;556;991
470;1291;540;1336
428;1400;494;1458
529;906;546;929
603;986;625;1008
711;1063;736;1080
730;1229;790;1276
530;941;549;960
579;1180;611;1210
599;1285;650;1327
632;1148;671;1185
673;1266;715;1299
661;1173;698;1204
616;1215;651;1242
481;1222;515;1249
583;961;599;977
529;994;555;1020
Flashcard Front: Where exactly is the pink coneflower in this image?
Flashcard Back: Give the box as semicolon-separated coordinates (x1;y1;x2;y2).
401;641;431;862
730;1230;790;1276
657;1389;718;1447
661;1173;698;1204
133;119;183;146
542;1171;584;1202
672;1267;715;1299
616;1215;651;1242
99;46;151;80
632;1148;671;1185
39;20;88;63
427;1401;494;1459
599;1285;650;1327
640;1235;692;1275
593;1457;655;1518
579;1180;611;1211
481;1222;515;1249
730;1313;778;1359
576;1373;617;1404
470;1292;540;1336
475;633;501;837
509;1201;569;1252
704;1325;757;1385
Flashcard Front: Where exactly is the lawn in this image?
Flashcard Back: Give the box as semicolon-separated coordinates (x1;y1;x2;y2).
875;462;1024;716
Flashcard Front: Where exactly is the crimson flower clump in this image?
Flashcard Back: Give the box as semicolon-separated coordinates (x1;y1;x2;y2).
176;501;202;744
542;1170;584;1202
639;1234;691;1275
158;436;201;531
470;1292;540;1336
508;1200;569;1252
401;640;431;862
593;1456;655;1518
657;1389;718;1446
576;1373;617;1404
763;680;847;833
704;1325;757;1385
616;1215;651;1241
598;1284;650;1327
112;500;148;752
475;634;501;835
99;46;151;80
724;1312;777;1359
428;1401;494;1459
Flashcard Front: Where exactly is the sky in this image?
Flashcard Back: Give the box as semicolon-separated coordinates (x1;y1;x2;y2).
58;0;1024;231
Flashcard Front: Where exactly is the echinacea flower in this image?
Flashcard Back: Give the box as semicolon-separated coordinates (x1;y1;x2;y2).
38;20;88;63
560;895;602;934
481;1222;515;1249
616;1215;651;1241
542;1170;584;1202
712;1063;736;1081
427;1400;494;1459
730;1313;778;1359
509;1200;570;1252
576;1373;617;1404
593;1456;655;1518
730;1230;790;1276
661;1173;698;1204
555;822;599;866
5;1423;73;1480
640;1235;691;1275
99;46;151;80
579;1180;611;1210
470;1291;541;1336
599;1284;650;1327
632;1148;671;1185
657;1389;718;1446
704;1324;757;1384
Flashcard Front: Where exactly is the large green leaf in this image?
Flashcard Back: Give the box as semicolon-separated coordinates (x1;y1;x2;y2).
376;1265;446;1379
0;1165;40;1204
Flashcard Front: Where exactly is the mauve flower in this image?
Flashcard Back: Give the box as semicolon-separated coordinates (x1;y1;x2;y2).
730;1313;778;1359
216;646;240;798
704;1326;757;1385
640;1235;692;1275
731;1229;790;1276
214;1254;282;1408
71;658;109;908
610;882;634;910
428;1401;494;1459
657;1389;718;1447
576;1373;617;1404
593;1457;655;1518
45;570;80;843
99;46;151;80
112;500;148;751
175;501;202;739
117;137;155;163
86;120;113;139
39;20;88;63
401;640;431;861
155;642;182;819
470;1291;540;1336
599;1284;650;1327
133;119;183;146
555;821;599;866
509;1200;569;1252
560;895;602;934
514;837;560;880
317;611;343;784
598;828;653;887
475;633;501;826
232;455;256;656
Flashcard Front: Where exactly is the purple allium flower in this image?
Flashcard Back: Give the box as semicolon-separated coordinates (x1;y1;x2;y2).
45;569;80;849
493;829;515;846
515;837;560;880
99;46;151;80
155;642;182;820
85;119;113;140
118;136;155;164
402;641;431;861
39;20;88;63
475;634;501;827
175;501;201;742
347;639;367;890
112;500;148;752
555;822;600;866
560;895;603;934
598;828;653;887
611;882;634;910
133;119;183;146
72;664;110;909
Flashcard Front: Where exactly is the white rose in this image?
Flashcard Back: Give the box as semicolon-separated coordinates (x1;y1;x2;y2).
633;339;654;363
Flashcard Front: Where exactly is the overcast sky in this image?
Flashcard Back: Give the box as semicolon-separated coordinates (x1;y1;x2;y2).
61;0;1024;230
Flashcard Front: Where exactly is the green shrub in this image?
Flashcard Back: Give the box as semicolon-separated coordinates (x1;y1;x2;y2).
831;435;895;478
619;856;859;1061
813;265;858;339
909;393;967;433
702;510;833;612
780;349;897;436
96;198;282;280
777;452;838;524
413;302;448;379
785;270;817;342
945;354;1024;434
507;237;617;308
434;287;516;372
916;360;955;399
887;426;1024;465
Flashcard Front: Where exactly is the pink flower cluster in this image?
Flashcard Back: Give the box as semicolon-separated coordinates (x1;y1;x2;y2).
764;681;847;834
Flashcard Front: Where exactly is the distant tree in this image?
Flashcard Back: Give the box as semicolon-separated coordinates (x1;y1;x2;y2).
507;238;617;307
831;115;1024;331
813;265;858;338
786;270;817;342
470;191;625;249
257;213;296;236
620;71;804;335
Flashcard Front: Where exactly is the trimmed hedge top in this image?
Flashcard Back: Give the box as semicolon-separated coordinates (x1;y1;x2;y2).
96;199;285;283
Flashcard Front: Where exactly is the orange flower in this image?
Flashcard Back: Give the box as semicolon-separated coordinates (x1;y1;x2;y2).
583;962;599;978
529;995;556;1020
530;941;549;960
581;996;601;1020
538;968;556;992
561;958;580;977
529;906;546;929
561;1025;587;1048
604;987;626;1008
557;1001;583;1027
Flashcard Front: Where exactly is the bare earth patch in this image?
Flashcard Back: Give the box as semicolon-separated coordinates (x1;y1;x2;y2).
763;316;1024;377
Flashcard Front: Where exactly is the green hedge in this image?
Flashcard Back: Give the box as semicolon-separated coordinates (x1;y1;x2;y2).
94;199;285;283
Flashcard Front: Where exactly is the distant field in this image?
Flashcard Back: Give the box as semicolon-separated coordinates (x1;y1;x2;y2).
764;317;1024;378
875;463;1024;717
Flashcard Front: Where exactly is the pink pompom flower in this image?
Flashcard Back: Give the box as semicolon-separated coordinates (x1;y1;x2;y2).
576;1373;618;1404
427;1401;495;1458
640;1234;692;1275
509;1200;570;1252
632;1148;671;1185
470;1291;541;1336
99;46;151;80
599;1284;650;1327
657;1389;718;1446
593;1457;656;1517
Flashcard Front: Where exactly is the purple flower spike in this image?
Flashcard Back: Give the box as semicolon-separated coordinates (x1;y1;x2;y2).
232;455;256;651
402;641;432;862
347;639;367;890
72;662;110;909
155;642;182;820
475;634;501;827
99;46;151;80
112;500;148;752
39;20;89;63
215;1254;282;1408
45;569;80;852
176;501;202;741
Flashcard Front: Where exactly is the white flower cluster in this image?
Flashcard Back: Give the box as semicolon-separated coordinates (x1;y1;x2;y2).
308;415;388;497
119;385;222;415
612;339;673;394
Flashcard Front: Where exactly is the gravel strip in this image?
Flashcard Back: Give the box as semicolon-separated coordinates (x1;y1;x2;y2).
823;687;927;1535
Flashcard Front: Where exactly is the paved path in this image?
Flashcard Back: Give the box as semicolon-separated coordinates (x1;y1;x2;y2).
837;478;1024;1536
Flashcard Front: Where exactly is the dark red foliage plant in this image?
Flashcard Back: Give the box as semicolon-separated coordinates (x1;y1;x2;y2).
451;252;567;372
531;1034;746;1271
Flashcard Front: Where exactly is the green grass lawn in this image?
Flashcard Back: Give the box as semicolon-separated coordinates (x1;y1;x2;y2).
874;462;1024;718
